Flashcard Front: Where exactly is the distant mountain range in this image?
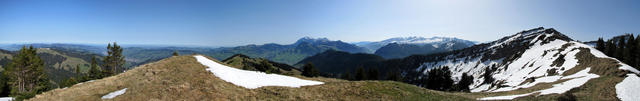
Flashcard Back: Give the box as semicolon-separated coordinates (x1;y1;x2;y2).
205;37;368;65
354;37;475;59
0;36;473;66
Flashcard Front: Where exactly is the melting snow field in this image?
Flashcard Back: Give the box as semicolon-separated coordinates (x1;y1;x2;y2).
194;55;324;89
101;88;127;99
0;97;13;101
478;93;534;100
479;68;599;100
616;74;640;101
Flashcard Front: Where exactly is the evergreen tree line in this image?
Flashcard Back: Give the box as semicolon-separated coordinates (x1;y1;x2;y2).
0;46;51;100
413;66;473;92
338;66;382;81
403;66;474;92
60;42;126;88
595;34;640;70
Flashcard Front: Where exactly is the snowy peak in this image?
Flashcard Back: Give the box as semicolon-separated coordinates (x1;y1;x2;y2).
488;27;572;49
381;36;474;45
357;36;475;53
294;37;332;45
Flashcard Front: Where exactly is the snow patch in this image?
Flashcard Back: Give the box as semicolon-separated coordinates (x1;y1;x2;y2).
0;97;13;101
194;55;324;89
538;68;599;95
478;93;534;100
101;88;127;99
616;74;640;101
480;68;599;100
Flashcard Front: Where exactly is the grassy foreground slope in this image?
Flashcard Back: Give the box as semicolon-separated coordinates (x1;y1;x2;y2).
29;55;470;101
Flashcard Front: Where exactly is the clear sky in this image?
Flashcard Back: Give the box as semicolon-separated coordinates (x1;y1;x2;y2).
1;0;639;46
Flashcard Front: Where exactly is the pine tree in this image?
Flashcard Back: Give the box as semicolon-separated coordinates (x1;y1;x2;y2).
457;73;474;92
355;67;367;80
75;65;81;75
425;66;453;91
368;68;379;80
6;46;51;100
596;38;605;51
617;37;626;60
341;72;352;80
605;40;617;56
483;65;495;84
301;63;319;77
104;42;125;76
172;51;179;56
385;71;402;81
88;56;102;79
636;35;640;68
627;34;637;66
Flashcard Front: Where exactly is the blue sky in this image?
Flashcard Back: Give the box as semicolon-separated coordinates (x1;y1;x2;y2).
1;0;639;46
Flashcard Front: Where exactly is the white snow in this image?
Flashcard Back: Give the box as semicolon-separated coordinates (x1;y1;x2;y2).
616;74;640;101
0;97;13;101
101;88;127;99
538;68;599;95
478;93;534;100
194;55;324;89
480;68;600;100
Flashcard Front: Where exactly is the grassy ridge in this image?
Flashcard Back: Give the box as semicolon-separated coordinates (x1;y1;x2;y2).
29;56;470;101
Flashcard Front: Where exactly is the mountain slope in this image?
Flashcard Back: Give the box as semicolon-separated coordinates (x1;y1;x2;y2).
222;54;301;75
29;55;470;100
294;50;385;75
397;27;639;100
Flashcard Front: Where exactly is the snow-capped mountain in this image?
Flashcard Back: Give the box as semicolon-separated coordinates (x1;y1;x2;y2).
409;27;639;100
355;36;476;53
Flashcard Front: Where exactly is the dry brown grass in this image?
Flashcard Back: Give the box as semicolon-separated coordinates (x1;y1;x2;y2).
28;55;470;101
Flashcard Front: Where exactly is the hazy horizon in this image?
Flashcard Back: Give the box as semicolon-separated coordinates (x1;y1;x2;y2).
2;0;639;46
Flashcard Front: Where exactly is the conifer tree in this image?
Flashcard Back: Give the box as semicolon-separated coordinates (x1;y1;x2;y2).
627;35;637;66
617;37;626;60
6;46;51;100
368;68;379;80
172;51;179;56
301;63;319;77
596;38;605;51
75;65;81;75
457;73;474;92
341;72;352;80
88;56;102;79
605;40;617;56
104;42;125;76
355;67;367;80
385;71;402;81
636;35;640;68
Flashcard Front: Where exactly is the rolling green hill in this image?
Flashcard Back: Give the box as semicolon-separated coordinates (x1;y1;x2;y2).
0;48;102;87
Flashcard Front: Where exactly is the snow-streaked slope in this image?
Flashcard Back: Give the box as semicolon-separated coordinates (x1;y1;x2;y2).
101;88;127;99
537;68;599;95
415;27;639;94
616;74;640;101
194;55;324;89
